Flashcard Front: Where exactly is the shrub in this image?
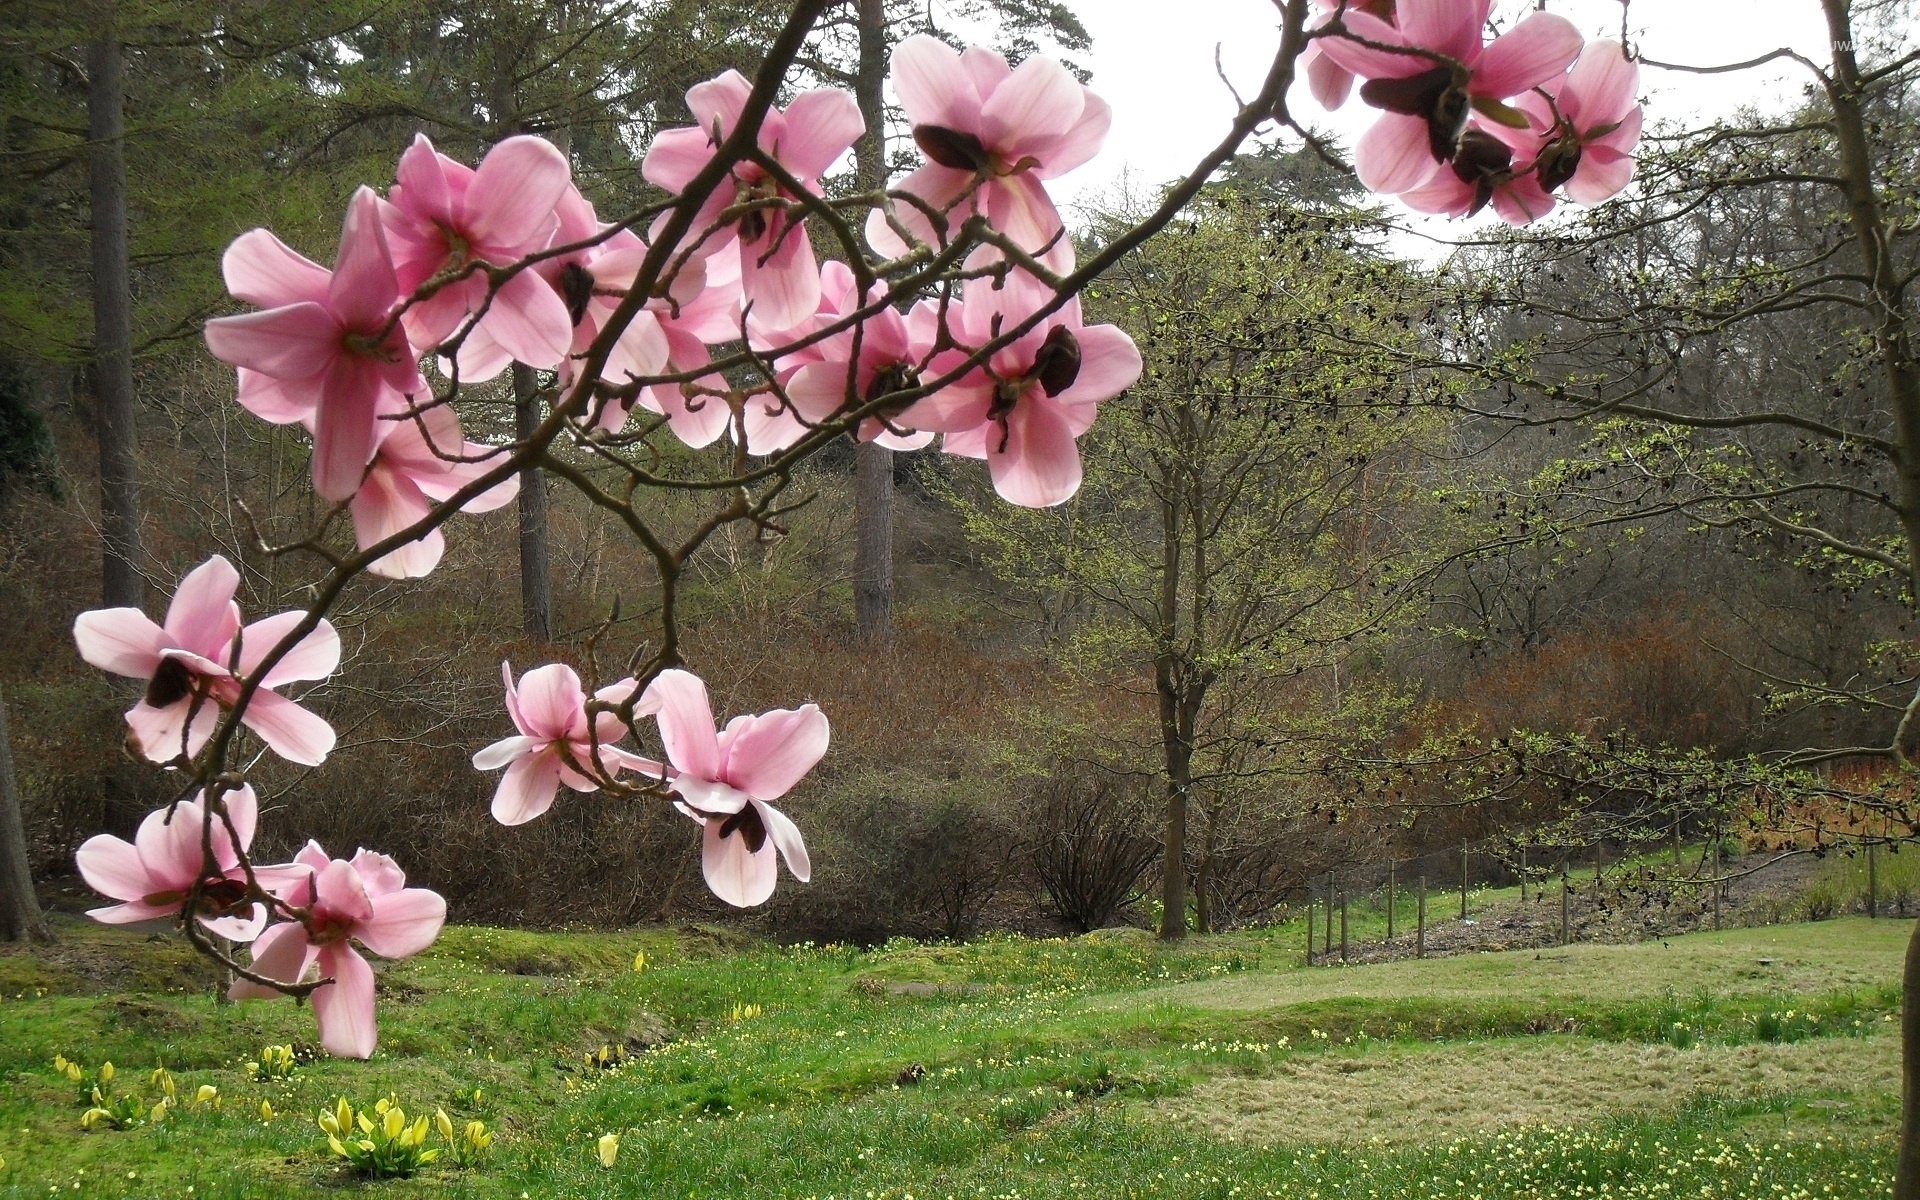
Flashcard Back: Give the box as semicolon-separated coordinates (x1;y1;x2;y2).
1026;769;1159;933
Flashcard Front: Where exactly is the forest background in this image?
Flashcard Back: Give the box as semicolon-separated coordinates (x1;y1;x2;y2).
0;0;1915;946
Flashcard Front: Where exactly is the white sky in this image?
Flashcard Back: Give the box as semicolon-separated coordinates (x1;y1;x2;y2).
1050;0;1839;242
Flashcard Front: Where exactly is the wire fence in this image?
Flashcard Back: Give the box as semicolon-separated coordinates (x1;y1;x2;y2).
1296;831;1825;967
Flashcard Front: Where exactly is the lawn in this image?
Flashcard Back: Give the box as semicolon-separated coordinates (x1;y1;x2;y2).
0;915;1904;1198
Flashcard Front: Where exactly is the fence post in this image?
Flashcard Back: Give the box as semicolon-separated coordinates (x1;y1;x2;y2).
1869;842;1878;918
1323;873;1334;961
1416;877;1427;958
1560;871;1570;946
1520;845;1528;902
1713;840;1722;931
1339;891;1348;963
1460;841;1469;921
1387;862;1396;941
1305;896;1315;966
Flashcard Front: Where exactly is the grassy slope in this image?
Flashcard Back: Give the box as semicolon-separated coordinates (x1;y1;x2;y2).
0;916;1905;1198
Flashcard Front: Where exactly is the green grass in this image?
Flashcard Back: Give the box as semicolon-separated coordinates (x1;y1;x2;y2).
0;916;1906;1197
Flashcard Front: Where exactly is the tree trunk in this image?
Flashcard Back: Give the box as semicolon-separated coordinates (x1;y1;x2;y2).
850;0;894;643
514;364;552;640
88;29;143;610
1819;5;1920;1192
0;687;51;943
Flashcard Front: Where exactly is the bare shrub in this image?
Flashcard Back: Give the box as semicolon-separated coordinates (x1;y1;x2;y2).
1026;770;1159;932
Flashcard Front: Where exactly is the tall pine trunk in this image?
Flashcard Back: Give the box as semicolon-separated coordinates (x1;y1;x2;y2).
88;27;143;609
514;363;552;640
0;687;51;943
851;0;894;642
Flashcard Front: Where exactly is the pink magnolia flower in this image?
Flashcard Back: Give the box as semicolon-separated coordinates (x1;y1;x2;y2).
902;273;1142;508
867;36;1110;269
474;663;660;826
73;555;341;766
575;240;741;449
1398;124;1557;225
349;405;519;579
643;70;864;334
1319;0;1581;194
234;843;446;1060
643;669;820;908
1301;0;1402;110
205;190;423;501
75;785;267;940
749;261;938;455
379;134;574;379
1512;39;1642;205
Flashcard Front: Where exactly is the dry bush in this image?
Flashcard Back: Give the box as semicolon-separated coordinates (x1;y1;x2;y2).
1026;768;1159;932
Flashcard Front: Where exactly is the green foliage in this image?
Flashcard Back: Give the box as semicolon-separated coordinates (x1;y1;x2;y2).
0;917;1903;1195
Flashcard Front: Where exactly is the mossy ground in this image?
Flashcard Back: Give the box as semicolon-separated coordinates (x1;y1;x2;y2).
0;915;1905;1198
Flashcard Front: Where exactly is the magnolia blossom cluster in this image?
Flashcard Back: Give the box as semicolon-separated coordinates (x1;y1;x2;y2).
70;557;445;1058
1307;0;1643;225
200;35;1140;524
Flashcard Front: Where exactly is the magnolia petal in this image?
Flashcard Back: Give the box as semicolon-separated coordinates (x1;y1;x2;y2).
476;269;572;371
230;921;316;999
643;669;723;780
472;735;536;772
739;219;821;337
1304;42;1356;111
760;800;811;883
701;819;777;908
513;664;588;741
687;69;753;142
201;903;269;943
1566;146;1636;205
357;887;446;958
980;54;1085;164
164;556;243;659
223;229;331;309
1053;324;1142;407
75;834;151;904
240;690;337;767
491;752;564;826
237;611;342;687
350;848;407;897
1401;0;1488;61
312;355;384;502
778;88;865;181
721;704;828;802
329;189;402;331
891;35;980;133
641;126;717;195
1565;39;1637;130
88;899;178;925
1316;12;1427;81
73;608;168;679
236;369;318;425
313;943;379;1059
1354;112;1446;194
986;394;1083;508
204;304;339;380
468;136;572;255
125;698;220;764
1036;89;1111;180
1473;12;1583;100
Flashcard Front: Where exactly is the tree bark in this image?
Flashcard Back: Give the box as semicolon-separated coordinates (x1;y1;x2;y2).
88;29;143;610
850;0;894;643
514;364;552;640
0;687;51;943
1818;4;1920;1194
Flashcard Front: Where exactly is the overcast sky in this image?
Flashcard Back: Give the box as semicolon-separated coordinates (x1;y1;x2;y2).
1046;0;1840;239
